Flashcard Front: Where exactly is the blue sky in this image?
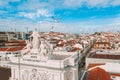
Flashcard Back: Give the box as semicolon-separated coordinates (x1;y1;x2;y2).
0;0;120;33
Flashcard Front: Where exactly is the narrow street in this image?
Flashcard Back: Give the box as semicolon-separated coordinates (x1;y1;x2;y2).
78;39;96;80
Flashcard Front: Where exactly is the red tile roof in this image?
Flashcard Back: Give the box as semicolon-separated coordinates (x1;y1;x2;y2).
87;63;120;80
0;48;8;51
7;40;25;43
88;67;110;80
90;54;120;60
70;48;81;52
87;63;105;69
111;73;120;76
7;46;24;52
5;43;26;46
3;40;26;46
0;46;24;52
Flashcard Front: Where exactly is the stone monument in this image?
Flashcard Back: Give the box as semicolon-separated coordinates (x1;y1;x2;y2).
22;29;53;60
30;29;40;54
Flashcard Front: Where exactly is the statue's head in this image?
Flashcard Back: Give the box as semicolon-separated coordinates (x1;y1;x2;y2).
32;28;38;33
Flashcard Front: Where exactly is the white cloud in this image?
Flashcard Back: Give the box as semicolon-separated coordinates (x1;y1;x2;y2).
0;0;20;7
18;9;52;19
1;16;120;33
64;0;83;8
9;0;21;2
1;0;120;33
111;0;120;6
0;0;120;11
38;16;120;33
18;0;49;11
0;19;39;32
36;9;52;17
0;19;69;33
0;1;8;7
19;12;35;19
85;0;110;8
63;0;120;8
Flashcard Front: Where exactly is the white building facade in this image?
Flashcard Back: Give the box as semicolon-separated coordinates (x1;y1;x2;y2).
8;29;81;80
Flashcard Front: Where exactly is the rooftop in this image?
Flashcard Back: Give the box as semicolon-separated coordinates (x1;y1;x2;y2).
82;63;120;80
0;46;24;52
89;54;120;60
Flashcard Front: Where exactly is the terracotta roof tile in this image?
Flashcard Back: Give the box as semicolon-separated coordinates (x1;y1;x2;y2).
90;54;120;60
0;46;24;52
6;46;24;52
88;67;110;80
111;73;120;76
87;63;105;69
0;48;8;51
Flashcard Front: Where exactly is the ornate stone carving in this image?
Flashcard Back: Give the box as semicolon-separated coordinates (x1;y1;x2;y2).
22;70;29;80
29;69;41;80
22;29;53;60
22;69;50;80
41;72;50;80
39;39;53;58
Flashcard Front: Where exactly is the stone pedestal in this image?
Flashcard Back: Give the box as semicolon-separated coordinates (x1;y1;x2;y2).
30;49;39;55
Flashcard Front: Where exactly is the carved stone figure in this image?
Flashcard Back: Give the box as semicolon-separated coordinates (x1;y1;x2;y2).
39;39;48;57
22;29;53;60
45;40;53;55
22;70;29;80
29;69;41;80
30;29;40;49
39;39;53;58
21;40;31;55
41;72;50;80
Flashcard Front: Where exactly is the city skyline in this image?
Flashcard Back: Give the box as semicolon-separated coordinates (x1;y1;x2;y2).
0;0;120;33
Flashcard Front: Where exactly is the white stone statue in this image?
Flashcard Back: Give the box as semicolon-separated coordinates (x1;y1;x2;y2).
30;29;40;49
39;39;48;57
45;40;53;55
39;39;53;57
21;40;31;55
